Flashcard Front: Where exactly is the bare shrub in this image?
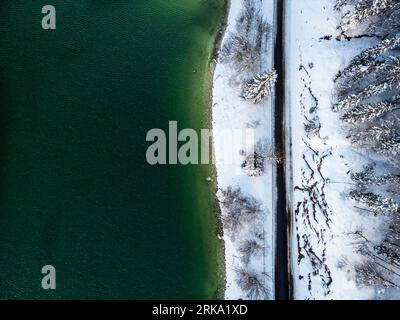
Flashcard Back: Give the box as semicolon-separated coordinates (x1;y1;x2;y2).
241;140;283;177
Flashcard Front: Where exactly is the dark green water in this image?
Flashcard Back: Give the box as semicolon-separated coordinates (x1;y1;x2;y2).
0;0;225;299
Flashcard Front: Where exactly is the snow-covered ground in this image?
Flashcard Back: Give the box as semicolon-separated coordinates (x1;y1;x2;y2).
285;0;388;300
212;0;276;300
214;0;399;300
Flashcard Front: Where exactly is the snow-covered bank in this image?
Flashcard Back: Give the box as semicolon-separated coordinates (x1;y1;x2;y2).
285;0;397;299
211;0;276;299
213;0;400;300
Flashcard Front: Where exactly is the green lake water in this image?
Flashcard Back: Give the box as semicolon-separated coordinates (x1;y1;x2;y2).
0;0;225;299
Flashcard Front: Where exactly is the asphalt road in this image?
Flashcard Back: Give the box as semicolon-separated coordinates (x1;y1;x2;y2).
273;0;290;300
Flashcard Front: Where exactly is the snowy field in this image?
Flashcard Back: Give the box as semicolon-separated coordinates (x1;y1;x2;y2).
286;0;400;300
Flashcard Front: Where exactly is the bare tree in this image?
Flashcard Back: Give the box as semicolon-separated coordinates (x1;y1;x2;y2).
219;0;269;81
336;0;400;35
241;139;283;177
349;191;399;215
238;238;264;265
220;187;263;238
354;261;398;289
235;267;269;299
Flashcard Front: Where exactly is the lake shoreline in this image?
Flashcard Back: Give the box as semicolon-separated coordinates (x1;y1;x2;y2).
204;0;231;299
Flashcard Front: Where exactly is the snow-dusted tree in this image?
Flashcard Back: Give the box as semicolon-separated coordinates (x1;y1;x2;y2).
352;119;398;144
220;187;263;238
334;0;361;12
341;99;400;123
241;139;282;177
350;119;400;161
335;37;400;85
354;261;398;289
385;215;400;244
384;174;400;185
350;163;379;186
375;135;400;157
338;55;400;100
265;145;284;165
348;230;400;289
243;70;277;104
366;6;400;36
349;191;399;215
350;166;400;203
374;243;400;265
335;58;400;111
221;35;261;75
241;147;266;177
238;238;264;265
353;230;400;264
235;267;269;299
336;60;385;98
337;0;400;34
